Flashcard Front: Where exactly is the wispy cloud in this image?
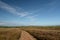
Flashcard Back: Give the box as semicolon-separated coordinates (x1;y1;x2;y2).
0;1;29;17
0;1;38;25
0;22;5;25
0;21;25;26
0;1;38;17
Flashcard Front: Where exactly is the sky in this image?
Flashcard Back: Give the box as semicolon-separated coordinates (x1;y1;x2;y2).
0;0;60;26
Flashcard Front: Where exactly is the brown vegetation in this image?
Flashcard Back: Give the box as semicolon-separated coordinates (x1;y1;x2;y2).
0;28;21;40
0;26;60;40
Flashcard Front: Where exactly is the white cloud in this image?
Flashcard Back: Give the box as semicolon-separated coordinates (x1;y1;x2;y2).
0;21;25;26
27;15;38;22
0;1;38;17
0;22;5;25
0;1;29;17
0;1;39;25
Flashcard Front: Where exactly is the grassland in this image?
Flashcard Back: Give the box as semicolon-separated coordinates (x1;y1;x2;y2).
0;26;60;40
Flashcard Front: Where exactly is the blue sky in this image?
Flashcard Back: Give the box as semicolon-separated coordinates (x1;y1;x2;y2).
0;0;60;26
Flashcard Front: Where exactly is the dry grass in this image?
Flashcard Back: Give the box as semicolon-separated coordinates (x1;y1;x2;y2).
0;28;21;40
0;26;60;40
23;27;60;40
